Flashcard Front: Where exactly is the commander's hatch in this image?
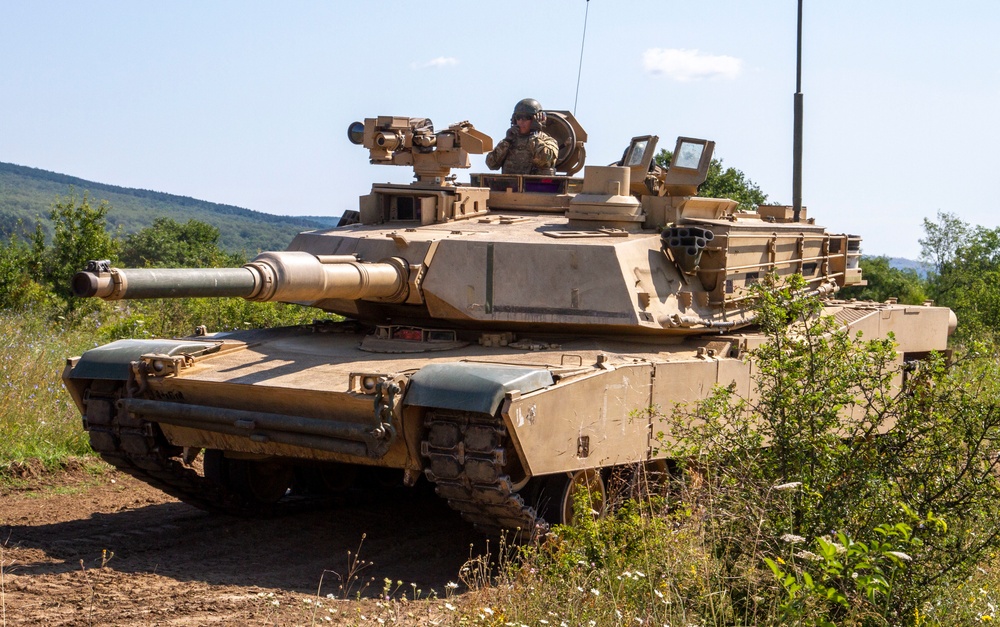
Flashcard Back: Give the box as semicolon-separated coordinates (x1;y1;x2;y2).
471;110;589;214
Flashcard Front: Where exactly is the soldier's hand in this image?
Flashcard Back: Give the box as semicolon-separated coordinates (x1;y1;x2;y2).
505;126;519;142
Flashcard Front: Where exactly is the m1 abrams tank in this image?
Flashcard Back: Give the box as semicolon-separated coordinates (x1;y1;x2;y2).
63;112;956;537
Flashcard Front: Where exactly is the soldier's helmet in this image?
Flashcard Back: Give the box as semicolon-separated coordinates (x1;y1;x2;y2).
511;98;544;124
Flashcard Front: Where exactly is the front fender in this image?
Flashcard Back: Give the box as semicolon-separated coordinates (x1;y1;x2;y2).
404;362;553;415
66;339;223;381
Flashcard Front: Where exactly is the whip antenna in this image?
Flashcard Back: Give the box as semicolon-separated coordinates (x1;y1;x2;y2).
573;0;591;116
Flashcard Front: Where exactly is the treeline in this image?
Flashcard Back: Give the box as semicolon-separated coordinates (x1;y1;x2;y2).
841;210;1000;343
0;193;316;339
0;161;330;253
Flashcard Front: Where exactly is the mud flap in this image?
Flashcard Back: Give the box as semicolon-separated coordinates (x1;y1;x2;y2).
404;363;553;415
67;339;223;380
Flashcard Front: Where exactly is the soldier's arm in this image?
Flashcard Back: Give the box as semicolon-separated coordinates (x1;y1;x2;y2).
529;134;559;170
485;139;511;171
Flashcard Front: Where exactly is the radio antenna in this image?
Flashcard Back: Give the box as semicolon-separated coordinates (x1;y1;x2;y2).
792;0;804;222
573;0;591;116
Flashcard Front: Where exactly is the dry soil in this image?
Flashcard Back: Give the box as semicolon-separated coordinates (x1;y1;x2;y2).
0;463;487;626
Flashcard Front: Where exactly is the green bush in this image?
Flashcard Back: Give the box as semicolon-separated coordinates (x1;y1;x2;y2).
458;276;1000;626
659;275;1000;624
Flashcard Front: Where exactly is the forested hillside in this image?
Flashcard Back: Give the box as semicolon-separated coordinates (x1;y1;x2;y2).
0;162;333;253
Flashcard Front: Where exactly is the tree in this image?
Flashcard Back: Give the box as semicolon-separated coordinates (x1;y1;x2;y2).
654;149;768;211
120;218;244;268
0;229;50;310
919;210;970;275
44;193;119;305
920;211;1000;339
839;256;927;305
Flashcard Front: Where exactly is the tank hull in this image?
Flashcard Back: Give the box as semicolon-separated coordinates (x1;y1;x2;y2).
63;299;952;534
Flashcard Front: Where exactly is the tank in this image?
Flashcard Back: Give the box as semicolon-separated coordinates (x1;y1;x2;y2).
62;113;956;537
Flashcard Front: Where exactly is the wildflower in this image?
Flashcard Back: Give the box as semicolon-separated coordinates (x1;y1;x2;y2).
444;603;456;611
886;551;912;562
781;534;805;544
590;588;601;596
483;607;494;616
796;550;821;561
446;581;459;589
776;557;785;565
982;616;993;622
654;589;664;599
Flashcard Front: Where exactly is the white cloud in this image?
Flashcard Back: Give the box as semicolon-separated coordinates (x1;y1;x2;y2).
410;56;459;70
642;48;743;82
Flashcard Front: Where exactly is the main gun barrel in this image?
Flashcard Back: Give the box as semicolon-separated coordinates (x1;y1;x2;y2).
72;252;411;304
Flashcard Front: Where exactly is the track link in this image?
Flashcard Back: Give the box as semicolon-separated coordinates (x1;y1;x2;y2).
421;409;547;539
83;380;297;516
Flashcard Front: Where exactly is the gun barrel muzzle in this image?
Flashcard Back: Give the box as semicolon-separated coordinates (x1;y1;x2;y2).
72;267;260;299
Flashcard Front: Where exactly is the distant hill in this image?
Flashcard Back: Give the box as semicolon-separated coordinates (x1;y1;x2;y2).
886;256;931;278
0;162;333;254
298;215;343;228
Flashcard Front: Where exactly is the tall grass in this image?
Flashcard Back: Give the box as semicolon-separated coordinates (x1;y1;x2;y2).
457;494;764;626
0;310;93;466
0;298;320;469
452;478;1000;626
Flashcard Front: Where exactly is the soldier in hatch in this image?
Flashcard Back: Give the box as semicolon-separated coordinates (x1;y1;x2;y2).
485;98;559;175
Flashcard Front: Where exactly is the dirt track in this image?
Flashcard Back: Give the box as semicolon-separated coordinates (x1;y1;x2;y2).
0;464;486;626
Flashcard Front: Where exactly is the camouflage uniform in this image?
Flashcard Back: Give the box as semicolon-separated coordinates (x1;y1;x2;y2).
485;130;559;175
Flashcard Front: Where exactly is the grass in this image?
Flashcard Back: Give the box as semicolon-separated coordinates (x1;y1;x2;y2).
0;311;94;466
0;299;319;469
443;487;1000;627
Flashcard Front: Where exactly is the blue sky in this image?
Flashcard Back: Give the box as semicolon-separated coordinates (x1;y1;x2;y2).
2;1;997;259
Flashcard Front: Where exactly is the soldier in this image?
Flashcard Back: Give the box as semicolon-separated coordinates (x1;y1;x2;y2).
485;98;559;175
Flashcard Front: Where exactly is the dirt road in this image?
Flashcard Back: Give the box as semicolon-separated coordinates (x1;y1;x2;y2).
0;463;486;626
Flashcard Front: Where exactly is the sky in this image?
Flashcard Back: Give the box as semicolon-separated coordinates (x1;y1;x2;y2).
2;1;998;259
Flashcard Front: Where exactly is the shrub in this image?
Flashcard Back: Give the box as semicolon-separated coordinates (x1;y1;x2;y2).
661;275;1000;624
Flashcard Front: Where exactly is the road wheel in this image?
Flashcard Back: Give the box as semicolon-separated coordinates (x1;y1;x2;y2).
547;468;607;526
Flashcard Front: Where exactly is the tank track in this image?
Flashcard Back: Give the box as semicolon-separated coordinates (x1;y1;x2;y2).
82;380;289;515
421;409;548;539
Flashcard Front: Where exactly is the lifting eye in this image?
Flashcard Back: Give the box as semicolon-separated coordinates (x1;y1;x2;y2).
349;372;385;395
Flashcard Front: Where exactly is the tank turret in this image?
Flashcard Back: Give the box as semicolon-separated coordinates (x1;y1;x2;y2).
61;111;956;539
